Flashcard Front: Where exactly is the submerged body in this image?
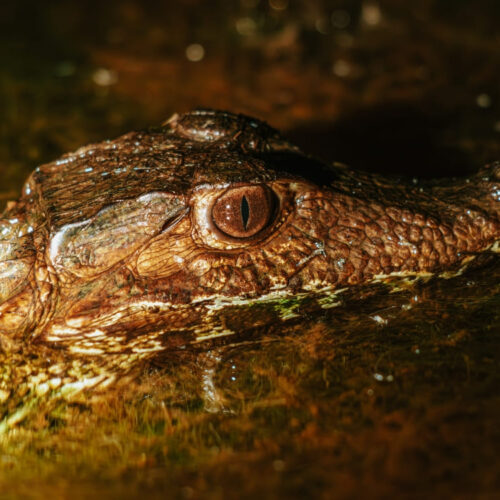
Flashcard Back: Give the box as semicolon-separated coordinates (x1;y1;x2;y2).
0;110;499;353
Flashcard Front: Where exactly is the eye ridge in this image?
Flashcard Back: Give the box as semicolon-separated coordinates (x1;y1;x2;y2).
241;195;250;230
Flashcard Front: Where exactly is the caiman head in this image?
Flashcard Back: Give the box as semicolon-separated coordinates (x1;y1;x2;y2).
0;110;499;353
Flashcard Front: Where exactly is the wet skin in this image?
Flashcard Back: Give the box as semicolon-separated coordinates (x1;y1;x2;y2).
0;110;499;353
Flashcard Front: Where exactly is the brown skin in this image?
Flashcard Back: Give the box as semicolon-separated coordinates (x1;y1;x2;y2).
0;110;499;352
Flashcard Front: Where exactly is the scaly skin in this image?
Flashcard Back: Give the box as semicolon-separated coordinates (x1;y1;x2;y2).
0;109;499;355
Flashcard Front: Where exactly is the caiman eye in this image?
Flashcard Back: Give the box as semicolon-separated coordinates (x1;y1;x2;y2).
212;185;276;238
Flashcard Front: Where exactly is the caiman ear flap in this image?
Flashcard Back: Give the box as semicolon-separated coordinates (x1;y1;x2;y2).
49;193;186;279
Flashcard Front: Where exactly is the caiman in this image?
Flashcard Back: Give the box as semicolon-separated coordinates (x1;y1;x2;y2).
0;109;499;356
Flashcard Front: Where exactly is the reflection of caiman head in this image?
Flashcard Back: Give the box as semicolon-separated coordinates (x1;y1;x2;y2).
0;110;499;352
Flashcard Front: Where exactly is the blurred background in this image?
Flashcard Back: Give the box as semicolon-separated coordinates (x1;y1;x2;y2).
0;2;499;499
1;0;499;203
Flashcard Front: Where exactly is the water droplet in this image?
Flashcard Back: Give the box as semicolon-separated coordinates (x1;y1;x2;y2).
476;93;491;108
92;68;118;86
333;59;351;77
236;17;256;36
371;314;388;325
362;3;382;26
185;43;205;62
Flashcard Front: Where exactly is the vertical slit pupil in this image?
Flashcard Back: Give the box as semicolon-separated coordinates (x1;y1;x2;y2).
241;195;250;230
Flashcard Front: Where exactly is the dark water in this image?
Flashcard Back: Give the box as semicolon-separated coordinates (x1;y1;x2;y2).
0;1;499;498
